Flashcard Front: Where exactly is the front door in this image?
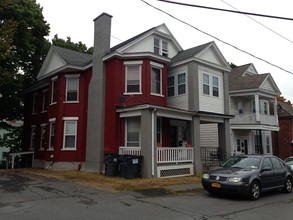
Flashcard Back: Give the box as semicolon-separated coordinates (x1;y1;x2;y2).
170;126;178;147
236;138;248;154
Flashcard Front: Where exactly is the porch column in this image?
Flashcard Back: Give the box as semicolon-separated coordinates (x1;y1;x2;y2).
255;94;260;122
140;109;157;178
218;119;231;160
192;116;202;176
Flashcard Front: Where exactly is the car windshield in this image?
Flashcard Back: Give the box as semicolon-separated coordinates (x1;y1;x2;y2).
222;156;261;169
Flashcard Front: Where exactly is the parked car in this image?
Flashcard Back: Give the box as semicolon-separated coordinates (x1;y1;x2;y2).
202;155;293;200
284;156;293;169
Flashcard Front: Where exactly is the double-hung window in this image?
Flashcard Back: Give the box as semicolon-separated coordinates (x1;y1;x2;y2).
48;118;55;150
125;61;142;94
65;75;79;102
126;117;140;147
30;126;36;150
203;73;210;95
154;37;168;57
63;118;78;150
178;73;186;95
42;90;48;112
202;73;219;97
51;77;57;104
151;62;163;96
40;124;46;150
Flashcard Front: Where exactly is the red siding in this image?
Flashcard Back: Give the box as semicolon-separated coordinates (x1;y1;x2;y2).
104;58;168;154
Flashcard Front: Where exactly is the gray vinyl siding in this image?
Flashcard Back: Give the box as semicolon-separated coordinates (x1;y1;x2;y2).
200;124;218;147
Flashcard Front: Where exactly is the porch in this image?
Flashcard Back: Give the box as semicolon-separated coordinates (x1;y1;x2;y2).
119;146;194;178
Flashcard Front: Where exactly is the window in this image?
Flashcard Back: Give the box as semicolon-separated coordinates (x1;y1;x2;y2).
167;76;175;97
40;124;46;150
271;157;282;169
260;100;269;115
49;119;55;150
203;73;210;95
30;126;36;150
126;117;140;147
202;73;219;97
32;93;37;114
262;158;273;169
212;76;219;97
151;62;163;95
125;61;142;94
42;90;48;112
65;75;79;102
238;102;243;114
51;77;57;104
178;73;186;95
154;37;168;57
63;119;77;149
266;135;270;154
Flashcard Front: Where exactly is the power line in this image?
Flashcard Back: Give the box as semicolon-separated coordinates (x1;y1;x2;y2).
220;0;293;45
141;0;293;75
157;0;293;21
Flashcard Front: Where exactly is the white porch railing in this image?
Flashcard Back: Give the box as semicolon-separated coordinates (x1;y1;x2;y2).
119;146;193;164
231;113;278;126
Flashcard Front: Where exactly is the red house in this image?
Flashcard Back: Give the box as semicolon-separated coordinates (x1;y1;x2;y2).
24;13;232;178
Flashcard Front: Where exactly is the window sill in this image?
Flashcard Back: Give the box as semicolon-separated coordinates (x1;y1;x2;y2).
61;148;77;151
63;101;79;104
49;102;57;106
47;148;54;151
150;93;164;97
124;92;142;96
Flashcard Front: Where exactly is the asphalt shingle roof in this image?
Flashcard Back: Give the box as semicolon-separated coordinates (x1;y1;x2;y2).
51;45;92;67
171;41;212;63
278;101;293;117
229;64;268;92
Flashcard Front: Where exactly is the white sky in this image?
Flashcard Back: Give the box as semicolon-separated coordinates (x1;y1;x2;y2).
36;0;293;102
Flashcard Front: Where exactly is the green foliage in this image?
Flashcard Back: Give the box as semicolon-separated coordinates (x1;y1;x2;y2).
229;62;237;69
52;35;93;54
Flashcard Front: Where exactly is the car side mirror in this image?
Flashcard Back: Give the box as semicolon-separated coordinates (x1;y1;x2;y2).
261;167;272;172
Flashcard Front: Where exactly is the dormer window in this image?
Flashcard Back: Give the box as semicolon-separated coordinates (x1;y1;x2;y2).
154;37;168;57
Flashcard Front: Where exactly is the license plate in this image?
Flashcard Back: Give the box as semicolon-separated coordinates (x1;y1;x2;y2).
212;182;221;188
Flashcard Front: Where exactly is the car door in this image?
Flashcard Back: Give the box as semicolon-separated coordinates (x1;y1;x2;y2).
260;157;275;189
270;157;287;187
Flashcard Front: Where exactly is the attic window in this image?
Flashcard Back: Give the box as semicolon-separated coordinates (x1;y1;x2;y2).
154;37;168;57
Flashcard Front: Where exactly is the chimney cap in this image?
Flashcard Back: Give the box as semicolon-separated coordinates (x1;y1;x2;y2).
93;12;112;22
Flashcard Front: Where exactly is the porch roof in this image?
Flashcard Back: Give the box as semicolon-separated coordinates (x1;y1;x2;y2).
116;104;196;121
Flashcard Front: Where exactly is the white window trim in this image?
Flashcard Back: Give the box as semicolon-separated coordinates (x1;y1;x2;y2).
41;89;48;113
40;123;46;150
62;118;78;150
168;72;187;97
154;37;168;57
64;74;80;103
150;62;164;97
177;73;186;96
30;125;36;150
50;77;58;105
202;72;220;98
125;117;140;147
124;61;143;95
48;118;56;151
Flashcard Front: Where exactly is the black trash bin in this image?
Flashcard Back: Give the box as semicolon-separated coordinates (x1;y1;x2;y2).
104;154;119;176
119;155;143;179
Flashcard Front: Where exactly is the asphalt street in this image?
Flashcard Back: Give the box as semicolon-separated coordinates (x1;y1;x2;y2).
1;171;293;220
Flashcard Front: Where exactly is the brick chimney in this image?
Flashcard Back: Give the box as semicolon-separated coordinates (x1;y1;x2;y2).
85;13;112;171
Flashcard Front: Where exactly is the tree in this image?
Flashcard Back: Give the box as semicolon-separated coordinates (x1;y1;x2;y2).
277;96;292;107
52;35;93;54
0;0;50;121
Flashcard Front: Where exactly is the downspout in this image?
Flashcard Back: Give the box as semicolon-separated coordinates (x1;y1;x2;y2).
151;108;156;176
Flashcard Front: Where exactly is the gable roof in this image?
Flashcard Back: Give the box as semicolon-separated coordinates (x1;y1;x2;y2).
229;63;281;95
170;41;231;71
37;45;92;80
278;101;293;117
103;23;183;61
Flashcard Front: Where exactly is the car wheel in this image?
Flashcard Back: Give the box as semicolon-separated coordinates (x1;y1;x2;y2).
282;177;292;193
249;180;261;200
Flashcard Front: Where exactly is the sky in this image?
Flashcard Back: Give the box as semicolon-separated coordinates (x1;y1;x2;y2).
36;0;293;102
